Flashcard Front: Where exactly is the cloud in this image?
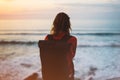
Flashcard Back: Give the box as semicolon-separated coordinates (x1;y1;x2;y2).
53;0;113;4
53;2;120;19
56;2;120;8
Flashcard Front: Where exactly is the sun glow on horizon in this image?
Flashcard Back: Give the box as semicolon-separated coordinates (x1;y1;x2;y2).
0;0;119;30
0;0;115;13
0;0;119;19
0;0;54;15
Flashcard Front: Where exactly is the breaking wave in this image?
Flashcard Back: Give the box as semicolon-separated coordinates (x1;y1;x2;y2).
0;33;47;35
0;40;120;47
0;41;36;45
72;33;120;36
0;32;120;36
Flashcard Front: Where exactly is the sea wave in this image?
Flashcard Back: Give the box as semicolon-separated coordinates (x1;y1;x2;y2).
0;33;120;36
0;33;47;35
77;43;120;47
72;33;120;36
0;40;120;47
0;41;36;45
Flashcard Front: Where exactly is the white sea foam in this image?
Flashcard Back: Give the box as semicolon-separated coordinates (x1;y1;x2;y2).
0;30;120;80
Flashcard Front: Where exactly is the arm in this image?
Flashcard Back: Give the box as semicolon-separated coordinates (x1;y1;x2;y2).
68;36;77;58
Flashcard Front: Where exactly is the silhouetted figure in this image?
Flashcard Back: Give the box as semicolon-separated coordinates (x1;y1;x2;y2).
39;12;77;80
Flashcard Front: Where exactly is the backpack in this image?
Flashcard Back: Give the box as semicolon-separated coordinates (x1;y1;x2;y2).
38;35;72;80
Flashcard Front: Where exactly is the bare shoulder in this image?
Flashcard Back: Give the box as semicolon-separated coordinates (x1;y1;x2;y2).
70;36;77;41
68;36;77;43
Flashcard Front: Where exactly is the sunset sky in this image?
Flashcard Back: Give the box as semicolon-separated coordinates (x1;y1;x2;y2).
0;0;120;19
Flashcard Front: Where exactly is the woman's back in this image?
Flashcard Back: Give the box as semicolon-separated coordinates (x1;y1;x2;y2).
40;12;77;80
45;32;77;80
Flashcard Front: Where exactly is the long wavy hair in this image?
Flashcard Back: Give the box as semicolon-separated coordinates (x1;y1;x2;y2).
50;12;71;35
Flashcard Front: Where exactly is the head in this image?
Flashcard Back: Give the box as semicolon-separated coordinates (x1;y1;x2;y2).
51;12;71;35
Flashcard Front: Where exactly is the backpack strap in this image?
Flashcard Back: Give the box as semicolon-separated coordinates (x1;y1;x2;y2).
47;35;54;40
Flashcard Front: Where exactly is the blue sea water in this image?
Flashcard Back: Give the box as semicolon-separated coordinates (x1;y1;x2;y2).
0;19;120;80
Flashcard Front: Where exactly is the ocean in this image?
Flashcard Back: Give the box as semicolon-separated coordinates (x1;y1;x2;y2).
0;19;120;80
